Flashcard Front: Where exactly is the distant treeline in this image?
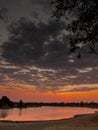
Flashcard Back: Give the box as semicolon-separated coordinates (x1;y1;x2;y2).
0;96;98;109
23;102;98;108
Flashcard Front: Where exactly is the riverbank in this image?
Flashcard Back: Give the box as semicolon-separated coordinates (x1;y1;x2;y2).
0;111;98;130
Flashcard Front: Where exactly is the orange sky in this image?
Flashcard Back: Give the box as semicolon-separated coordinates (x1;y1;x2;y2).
0;84;98;102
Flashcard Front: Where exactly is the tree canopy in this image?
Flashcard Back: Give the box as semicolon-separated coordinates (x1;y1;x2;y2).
51;0;98;57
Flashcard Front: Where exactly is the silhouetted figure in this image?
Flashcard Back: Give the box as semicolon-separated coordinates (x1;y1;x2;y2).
18;100;23;108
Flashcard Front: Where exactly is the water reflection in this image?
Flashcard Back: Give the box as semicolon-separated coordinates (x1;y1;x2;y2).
18;108;23;116
0;109;9;119
0;107;97;121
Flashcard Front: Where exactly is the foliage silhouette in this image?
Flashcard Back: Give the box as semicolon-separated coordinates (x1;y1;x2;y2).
51;0;98;57
0;96;14;108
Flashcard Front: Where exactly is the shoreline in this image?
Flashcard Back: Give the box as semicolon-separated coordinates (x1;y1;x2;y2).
0;111;98;130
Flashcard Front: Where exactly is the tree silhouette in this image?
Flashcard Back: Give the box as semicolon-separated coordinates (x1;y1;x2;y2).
0;96;14;108
51;0;98;57
1;96;10;104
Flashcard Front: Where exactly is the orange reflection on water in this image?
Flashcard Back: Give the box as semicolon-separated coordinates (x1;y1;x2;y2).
0;107;98;121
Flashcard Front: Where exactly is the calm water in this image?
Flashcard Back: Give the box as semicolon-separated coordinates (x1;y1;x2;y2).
0;107;98;121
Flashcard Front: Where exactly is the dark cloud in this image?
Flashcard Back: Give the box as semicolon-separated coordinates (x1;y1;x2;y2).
0;63;98;93
1;18;67;67
0;66;19;74
1;17;98;69
0;17;98;93
0;8;8;22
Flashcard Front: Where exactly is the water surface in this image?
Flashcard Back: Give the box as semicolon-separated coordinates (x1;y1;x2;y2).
0;107;97;121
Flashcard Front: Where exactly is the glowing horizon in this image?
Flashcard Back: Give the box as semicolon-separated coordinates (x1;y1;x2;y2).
0;83;98;102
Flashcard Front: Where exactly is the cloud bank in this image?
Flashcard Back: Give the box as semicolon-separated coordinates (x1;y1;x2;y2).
0;0;98;93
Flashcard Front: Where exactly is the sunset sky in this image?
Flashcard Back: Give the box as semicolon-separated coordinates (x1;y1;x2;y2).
0;0;98;102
